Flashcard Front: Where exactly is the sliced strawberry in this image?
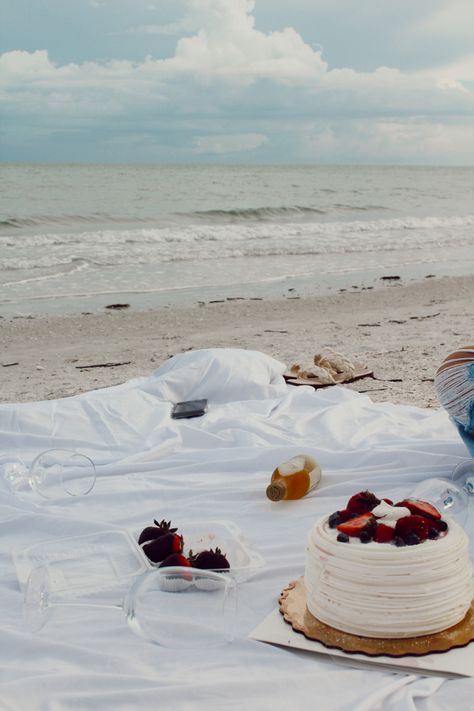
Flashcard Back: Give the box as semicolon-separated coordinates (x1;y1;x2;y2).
337;512;375;538
373;523;394;543
394;515;429;542
382;498;393;506
346;490;381;514
337;508;357;522
395;499;441;521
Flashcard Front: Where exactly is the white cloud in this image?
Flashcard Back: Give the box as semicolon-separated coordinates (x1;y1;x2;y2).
299;118;474;164
1;0;473;162
421;0;474;40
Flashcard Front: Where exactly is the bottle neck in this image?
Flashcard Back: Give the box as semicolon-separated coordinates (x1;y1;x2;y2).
266;481;286;501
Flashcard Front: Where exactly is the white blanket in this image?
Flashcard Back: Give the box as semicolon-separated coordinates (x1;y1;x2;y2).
0;348;472;711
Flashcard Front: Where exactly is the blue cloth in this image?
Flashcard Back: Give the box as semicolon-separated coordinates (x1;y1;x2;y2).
453;395;474;457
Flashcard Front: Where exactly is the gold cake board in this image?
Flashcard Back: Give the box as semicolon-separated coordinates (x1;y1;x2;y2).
279;577;474;658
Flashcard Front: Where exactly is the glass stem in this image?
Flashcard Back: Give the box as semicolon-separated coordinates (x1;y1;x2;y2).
51;601;122;611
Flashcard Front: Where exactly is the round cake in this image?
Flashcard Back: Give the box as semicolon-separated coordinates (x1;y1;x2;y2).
305;491;474;639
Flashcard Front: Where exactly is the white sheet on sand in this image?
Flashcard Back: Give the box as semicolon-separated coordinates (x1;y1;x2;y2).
0;348;472;711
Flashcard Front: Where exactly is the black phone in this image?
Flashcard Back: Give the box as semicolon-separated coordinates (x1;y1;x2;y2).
171;399;208;419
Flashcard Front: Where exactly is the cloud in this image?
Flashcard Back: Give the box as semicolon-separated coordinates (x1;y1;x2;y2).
299;118;474;164
1;0;473;162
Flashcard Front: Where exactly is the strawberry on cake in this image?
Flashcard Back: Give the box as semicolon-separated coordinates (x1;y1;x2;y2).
305;491;474;639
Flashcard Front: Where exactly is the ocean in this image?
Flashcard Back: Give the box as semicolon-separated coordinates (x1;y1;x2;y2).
1;164;473;316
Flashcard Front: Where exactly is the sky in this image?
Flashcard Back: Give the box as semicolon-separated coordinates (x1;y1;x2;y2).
1;0;474;164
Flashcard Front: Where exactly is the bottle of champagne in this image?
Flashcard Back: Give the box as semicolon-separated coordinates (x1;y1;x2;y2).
266;455;321;501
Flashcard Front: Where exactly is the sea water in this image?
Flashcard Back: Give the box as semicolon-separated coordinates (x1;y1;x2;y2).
1;164;473;316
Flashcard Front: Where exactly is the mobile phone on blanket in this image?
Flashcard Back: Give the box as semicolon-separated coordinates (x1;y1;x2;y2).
171;399;208;419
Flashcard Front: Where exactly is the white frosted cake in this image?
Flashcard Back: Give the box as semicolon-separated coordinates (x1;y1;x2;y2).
305;491;474;639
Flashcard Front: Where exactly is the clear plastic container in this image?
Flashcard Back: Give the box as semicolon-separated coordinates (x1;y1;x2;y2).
12;530;149;597
132;520;265;582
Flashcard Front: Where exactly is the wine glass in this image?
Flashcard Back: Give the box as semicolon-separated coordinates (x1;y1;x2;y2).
3;449;96;502
24;565;237;648
409;476;469;527
451;458;474;495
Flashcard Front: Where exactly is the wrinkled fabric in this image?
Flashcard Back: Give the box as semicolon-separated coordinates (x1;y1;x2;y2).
0;348;472;711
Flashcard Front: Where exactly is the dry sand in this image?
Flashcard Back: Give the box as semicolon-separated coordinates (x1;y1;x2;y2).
1;274;473;407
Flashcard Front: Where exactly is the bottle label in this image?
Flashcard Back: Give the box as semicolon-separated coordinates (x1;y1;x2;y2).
305;456;321;491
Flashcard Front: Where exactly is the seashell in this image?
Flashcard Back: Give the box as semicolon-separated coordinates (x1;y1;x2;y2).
434;346;474;427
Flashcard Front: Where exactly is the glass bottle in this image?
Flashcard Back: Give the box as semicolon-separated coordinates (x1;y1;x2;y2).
266;455;321;501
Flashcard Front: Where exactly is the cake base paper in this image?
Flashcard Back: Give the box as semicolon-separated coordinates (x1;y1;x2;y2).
249;578;474;678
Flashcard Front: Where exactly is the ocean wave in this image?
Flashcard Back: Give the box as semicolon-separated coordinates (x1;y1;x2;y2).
0;213;157;232
181;205;327;221
1;259;90;283
1;214;473;272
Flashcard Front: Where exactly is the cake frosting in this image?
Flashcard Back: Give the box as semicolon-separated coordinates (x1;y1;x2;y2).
305;495;474;639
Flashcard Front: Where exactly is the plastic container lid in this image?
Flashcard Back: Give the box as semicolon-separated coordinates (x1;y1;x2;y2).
12;530;149;597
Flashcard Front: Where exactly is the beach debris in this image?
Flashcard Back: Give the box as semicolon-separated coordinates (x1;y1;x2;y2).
409;313;440;320
105;303;130;310
2;362;19;367
374;377;403;382
380;275;401;280
358;322;381;327
75;361;132;370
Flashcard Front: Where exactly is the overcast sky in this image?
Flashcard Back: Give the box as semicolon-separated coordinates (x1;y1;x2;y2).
1;0;473;164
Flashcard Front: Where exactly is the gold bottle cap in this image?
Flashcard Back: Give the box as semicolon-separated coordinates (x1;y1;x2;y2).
266;482;286;501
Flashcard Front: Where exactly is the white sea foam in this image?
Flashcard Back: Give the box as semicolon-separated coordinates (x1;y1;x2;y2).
1;214;473;272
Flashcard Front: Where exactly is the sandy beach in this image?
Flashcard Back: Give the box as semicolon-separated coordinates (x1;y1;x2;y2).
1;273;472;407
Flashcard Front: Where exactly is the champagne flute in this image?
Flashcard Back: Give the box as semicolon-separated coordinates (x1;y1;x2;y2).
3;449;96;501
409;476;469;527
24;565;237;648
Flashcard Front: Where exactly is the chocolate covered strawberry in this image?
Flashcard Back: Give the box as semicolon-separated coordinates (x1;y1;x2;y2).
394;515;429;543
138;519;178;545
142;532;184;563
336;512;375;539
189;547;230;570
346;490;381;514
159;553;191;568
394;499;441;521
